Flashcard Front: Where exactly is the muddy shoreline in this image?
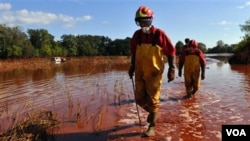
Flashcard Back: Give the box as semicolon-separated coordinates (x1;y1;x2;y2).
0;56;131;72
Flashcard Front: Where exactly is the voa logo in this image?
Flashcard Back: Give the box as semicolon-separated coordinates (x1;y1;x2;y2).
226;129;246;136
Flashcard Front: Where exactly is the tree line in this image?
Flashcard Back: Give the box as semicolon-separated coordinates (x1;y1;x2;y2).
0;25;131;58
0;18;249;59
228;18;250;64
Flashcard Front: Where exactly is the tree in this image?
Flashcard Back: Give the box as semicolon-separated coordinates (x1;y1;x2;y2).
27;29;55;57
240;18;250;36
198;42;207;53
61;34;78;56
216;40;224;48
6;45;22;58
0;24;33;58
40;44;52;57
110;37;130;56
233;18;250;53
22;40;33;57
96;36;112;55
175;41;184;56
229;18;250;64
51;41;63;56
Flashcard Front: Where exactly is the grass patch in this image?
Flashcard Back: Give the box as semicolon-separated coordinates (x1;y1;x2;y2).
0;110;59;141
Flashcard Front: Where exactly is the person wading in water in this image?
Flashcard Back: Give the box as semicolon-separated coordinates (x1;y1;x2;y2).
128;5;176;137
178;39;206;98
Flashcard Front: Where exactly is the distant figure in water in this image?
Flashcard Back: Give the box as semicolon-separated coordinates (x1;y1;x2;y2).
128;5;176;137
182;38;190;53
178;39;206;98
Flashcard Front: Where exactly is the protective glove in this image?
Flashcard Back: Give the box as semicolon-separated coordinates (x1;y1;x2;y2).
201;71;205;80
201;65;205;80
167;55;175;82
128;65;135;79
178;62;183;77
178;70;182;77
128;54;135;79
167;68;175;82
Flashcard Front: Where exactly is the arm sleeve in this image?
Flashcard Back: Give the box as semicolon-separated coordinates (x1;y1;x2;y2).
178;51;185;70
130;31;139;55
160;31;176;56
198;50;206;66
179;50;185;65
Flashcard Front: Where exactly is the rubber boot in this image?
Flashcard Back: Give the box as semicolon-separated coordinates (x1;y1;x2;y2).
192;89;197;96
143;127;155;137
142;112;157;137
186;91;192;98
146;112;153;123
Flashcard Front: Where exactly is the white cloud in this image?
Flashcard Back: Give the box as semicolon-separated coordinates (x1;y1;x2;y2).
101;21;109;24
246;1;250;6
16;10;58;25
218;20;238;26
0;3;11;11
76;15;92;22
237;6;244;9
0;3;92;28
237;1;250;9
63;23;75;28
58;14;74;22
218;20;231;25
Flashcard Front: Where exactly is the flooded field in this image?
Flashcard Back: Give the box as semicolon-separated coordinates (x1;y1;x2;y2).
0;56;249;141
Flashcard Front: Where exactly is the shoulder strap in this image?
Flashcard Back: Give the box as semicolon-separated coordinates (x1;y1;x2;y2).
138;30;142;46
137;29;160;46
185;49;200;56
152;29;160;46
185;50;189;55
196;50;200;56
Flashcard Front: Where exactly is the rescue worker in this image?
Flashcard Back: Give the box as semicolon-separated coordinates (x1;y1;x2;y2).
182;38;190;52
128;5;176;137
177;38;190;56
178;39;206;98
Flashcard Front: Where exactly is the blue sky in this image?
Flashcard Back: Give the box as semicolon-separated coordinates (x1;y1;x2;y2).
0;0;249;48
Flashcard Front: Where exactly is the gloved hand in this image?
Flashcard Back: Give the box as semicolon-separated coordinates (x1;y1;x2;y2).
201;65;205;80
167;67;175;82
178;62;183;77
178;70;182;77
201;71;205;80
128;65;135;79
167;55;175;82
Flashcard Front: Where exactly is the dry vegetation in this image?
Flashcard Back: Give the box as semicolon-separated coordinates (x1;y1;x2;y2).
0;110;59;141
0;56;131;72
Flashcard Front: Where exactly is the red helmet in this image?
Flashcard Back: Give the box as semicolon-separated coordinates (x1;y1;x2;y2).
135;6;154;19
189;40;198;48
135;6;154;26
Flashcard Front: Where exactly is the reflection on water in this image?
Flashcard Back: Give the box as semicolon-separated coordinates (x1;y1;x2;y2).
0;55;249;140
